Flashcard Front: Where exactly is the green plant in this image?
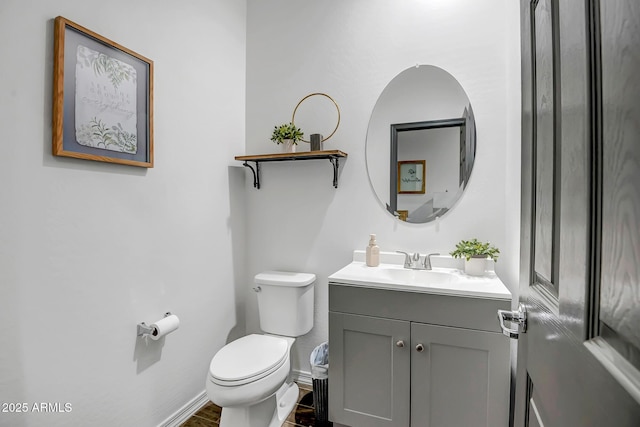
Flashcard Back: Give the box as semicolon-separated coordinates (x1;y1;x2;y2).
450;238;500;262
270;122;304;144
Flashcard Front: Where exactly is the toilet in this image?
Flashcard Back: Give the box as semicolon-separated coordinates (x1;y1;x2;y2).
206;271;315;427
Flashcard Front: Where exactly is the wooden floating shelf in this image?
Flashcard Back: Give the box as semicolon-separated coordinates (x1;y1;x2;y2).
235;150;348;189
235;149;347;162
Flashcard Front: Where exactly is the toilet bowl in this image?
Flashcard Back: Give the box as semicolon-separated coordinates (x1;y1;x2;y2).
206;271;315;427
206;334;299;427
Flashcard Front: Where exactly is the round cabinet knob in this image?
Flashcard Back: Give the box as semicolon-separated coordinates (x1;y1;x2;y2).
415;344;425;352
396;340;405;348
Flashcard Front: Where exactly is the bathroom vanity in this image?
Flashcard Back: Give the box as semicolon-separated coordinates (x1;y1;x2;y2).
327;252;511;427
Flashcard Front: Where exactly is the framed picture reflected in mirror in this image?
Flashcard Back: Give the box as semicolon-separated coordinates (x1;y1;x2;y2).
397;160;425;194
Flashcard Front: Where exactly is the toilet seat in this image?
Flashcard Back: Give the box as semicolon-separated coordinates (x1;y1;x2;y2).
209;334;289;386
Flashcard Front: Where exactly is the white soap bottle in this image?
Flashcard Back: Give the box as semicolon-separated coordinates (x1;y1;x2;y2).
366;234;380;267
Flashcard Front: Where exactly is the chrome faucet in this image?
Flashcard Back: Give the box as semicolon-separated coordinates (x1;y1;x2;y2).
396;251;440;270
396;251;417;268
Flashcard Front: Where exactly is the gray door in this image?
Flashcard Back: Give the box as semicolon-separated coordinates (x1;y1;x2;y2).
514;0;640;426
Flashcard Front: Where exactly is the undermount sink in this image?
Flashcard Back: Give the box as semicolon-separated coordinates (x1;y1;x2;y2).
328;250;511;299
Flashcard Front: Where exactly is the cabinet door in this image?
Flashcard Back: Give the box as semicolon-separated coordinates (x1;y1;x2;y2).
410;323;510;427
329;312;410;427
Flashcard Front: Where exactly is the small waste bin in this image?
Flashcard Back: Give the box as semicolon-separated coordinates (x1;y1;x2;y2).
310;342;330;426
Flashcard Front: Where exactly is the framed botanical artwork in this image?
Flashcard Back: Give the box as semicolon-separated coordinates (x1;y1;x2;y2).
52;16;154;167
397;160;426;194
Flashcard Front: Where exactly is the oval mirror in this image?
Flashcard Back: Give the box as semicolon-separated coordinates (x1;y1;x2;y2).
365;65;476;223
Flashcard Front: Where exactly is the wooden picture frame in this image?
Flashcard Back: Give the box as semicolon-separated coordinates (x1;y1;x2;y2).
397;160;426;194
52;16;154;167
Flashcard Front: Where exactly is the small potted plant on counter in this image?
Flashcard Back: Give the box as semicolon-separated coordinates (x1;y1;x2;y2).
270;122;304;153
450;238;500;276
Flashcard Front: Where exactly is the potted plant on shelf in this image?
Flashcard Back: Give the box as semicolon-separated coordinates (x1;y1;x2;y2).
270;122;304;153
450;238;500;276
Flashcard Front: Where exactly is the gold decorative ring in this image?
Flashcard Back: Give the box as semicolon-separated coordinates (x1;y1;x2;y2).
291;92;341;143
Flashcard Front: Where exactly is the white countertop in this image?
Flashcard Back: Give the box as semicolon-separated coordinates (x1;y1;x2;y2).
328;251;512;300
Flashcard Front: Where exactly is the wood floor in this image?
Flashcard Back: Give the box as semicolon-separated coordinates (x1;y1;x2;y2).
180;382;324;427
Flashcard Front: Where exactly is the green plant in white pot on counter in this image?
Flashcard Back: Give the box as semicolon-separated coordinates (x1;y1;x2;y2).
270;122;304;153
450;238;500;276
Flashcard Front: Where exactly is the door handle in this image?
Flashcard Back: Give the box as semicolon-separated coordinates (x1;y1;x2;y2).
497;303;527;339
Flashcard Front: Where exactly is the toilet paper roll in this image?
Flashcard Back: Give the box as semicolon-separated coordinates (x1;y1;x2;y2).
150;314;180;340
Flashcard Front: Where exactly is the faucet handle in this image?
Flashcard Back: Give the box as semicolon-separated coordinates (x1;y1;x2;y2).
423;253;441;269
396;251;412;268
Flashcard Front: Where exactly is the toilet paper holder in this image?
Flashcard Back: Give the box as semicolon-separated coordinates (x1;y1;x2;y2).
137;312;172;337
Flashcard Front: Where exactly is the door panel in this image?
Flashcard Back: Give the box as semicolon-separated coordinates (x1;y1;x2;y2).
532;0;557;286
516;0;640;426
599;0;640;367
556;0;591;338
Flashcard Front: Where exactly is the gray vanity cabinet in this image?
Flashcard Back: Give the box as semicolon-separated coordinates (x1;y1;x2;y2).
328;283;511;427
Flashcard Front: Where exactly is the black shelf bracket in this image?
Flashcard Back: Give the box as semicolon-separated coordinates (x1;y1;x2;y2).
330;157;340;188
242;161;260;189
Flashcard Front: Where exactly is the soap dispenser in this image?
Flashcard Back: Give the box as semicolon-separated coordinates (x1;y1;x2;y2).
366;234;380;267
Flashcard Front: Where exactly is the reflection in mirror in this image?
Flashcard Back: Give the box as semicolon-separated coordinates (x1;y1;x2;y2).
366;65;476;224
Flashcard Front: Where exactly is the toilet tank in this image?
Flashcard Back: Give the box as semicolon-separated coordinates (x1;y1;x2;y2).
254;271;315;337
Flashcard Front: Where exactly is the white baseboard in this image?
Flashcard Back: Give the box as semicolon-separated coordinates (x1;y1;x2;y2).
159;390;209;427
292;369;312;386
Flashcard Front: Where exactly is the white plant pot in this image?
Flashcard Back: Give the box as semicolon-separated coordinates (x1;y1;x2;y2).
464;256;487;276
281;139;296;153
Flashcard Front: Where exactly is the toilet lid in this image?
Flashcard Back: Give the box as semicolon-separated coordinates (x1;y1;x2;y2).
254;271;316;287
209;334;288;385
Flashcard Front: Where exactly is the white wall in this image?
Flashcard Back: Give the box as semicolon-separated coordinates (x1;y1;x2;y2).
0;1;246;426
245;0;521;375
